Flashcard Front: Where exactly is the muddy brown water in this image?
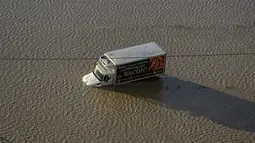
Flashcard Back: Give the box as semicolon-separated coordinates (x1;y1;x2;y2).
1;0;255;142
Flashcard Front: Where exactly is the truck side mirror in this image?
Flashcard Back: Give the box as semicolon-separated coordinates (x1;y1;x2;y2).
103;75;111;82
103;76;107;82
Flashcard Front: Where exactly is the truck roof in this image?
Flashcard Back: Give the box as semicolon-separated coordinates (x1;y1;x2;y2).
104;42;166;65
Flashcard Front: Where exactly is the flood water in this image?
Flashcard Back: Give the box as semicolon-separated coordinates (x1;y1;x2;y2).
1;0;255;142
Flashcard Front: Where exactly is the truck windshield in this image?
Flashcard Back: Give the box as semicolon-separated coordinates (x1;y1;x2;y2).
93;69;103;81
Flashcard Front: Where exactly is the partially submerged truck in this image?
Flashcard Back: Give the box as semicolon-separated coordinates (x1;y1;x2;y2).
82;42;166;87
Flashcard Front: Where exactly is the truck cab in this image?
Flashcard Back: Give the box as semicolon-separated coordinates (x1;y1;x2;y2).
82;55;115;87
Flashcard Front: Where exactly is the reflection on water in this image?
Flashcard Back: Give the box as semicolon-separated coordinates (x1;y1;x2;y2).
101;77;164;102
101;76;255;132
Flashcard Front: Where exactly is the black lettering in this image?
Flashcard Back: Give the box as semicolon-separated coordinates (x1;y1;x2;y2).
123;67;147;77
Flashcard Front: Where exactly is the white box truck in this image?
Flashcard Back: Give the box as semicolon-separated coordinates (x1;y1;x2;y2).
82;42;166;87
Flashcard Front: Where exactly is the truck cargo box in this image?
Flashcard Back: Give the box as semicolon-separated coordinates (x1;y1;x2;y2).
82;42;166;87
105;42;166;66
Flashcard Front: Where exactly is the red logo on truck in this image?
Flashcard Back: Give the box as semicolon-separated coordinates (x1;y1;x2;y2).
148;56;165;71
